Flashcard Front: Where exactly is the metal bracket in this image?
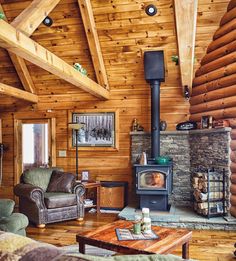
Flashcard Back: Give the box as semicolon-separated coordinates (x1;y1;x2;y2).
184;85;190;100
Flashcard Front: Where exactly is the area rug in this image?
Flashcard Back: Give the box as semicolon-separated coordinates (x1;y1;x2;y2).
61;244;116;257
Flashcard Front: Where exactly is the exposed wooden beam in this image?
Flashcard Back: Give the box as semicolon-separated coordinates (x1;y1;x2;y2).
174;0;198;97
11;0;61;37
1;0;60;94
8;53;36;93
9;0;61;93
78;0;109;90
0;4;36;93
0;83;38;103
0;20;109;100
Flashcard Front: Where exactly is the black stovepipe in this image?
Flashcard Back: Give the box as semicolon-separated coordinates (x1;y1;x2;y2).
150;80;160;160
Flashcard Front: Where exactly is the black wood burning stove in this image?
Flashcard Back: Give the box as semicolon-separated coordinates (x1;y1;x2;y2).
134;51;173;211
134;163;173;211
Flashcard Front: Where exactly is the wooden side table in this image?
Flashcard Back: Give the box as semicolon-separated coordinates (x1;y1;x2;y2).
82;181;101;214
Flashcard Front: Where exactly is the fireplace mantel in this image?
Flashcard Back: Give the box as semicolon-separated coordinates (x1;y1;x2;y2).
130;127;231;136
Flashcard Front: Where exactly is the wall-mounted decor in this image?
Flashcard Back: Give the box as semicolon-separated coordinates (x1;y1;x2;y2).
81;170;90;181
201;115;213;129
68;110;119;151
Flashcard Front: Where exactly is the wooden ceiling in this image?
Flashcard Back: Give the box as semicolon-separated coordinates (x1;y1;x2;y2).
0;0;230;112
1;0;108;107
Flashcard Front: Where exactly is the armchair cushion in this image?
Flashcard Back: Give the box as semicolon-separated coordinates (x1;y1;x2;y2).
44;193;77;209
23;167;62;191
47;170;75;193
0;199;15;218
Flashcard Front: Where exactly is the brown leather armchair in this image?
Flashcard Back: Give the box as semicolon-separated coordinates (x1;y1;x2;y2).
14;168;85;228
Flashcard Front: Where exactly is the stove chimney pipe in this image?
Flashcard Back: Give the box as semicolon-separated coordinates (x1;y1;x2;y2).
144;51;165;160
151;80;160;159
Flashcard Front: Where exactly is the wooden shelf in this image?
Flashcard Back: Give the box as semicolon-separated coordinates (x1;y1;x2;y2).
83;181;101;214
84;204;96;209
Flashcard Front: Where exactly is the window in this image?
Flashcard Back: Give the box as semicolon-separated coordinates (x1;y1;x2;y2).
22;123;48;170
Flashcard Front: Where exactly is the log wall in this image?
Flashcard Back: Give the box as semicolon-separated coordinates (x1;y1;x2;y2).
0;0;229;199
190;0;236;217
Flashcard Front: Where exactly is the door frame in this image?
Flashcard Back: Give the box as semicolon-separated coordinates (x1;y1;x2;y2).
14;115;56;186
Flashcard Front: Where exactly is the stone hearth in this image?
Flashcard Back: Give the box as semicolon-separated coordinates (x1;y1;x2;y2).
118;205;236;230
129;127;236;229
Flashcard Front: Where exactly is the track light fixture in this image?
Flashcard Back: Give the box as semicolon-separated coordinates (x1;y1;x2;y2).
145;4;158;16
43;16;53;27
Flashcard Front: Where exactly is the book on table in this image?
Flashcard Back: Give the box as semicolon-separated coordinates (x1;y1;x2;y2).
84;199;94;207
115;228;159;241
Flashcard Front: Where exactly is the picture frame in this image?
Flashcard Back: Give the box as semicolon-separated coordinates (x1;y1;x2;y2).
68;109;119;151
81;170;90;181
201;115;213;129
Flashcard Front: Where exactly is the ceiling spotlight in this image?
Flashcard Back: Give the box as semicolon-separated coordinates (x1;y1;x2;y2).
145;4;157;16
43;16;53;27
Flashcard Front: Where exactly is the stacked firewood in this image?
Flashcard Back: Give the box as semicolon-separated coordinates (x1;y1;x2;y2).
192;171;225;216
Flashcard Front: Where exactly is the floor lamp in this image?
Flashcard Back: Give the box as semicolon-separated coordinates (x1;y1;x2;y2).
68;123;85;180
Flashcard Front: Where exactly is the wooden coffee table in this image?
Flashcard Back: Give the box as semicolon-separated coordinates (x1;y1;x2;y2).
76;220;192;259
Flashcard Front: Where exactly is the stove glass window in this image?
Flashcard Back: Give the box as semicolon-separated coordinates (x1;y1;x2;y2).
139;171;166;189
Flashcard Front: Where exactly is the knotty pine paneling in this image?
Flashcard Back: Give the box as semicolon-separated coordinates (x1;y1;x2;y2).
0;0;229;199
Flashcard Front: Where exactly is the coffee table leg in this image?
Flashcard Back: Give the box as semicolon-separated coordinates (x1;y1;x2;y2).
79;241;85;254
182;242;189;259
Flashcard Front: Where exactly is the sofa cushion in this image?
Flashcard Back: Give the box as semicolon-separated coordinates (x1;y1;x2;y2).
44;193;77;209
0;231;64;261
47;170;75;193
0;231;89;261
0;213;29;234
0;199;15;218
23;167;63;191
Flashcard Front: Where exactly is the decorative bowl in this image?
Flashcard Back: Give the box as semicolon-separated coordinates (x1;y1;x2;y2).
155;156;171;165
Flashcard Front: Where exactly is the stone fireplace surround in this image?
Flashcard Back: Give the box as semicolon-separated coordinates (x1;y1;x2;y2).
120;127;236;230
131;127;231;208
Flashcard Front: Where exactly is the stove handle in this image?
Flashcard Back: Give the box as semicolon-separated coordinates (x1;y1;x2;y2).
150;200;158;204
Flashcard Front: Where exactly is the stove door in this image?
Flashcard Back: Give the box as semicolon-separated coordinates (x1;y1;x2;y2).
138;169;167;190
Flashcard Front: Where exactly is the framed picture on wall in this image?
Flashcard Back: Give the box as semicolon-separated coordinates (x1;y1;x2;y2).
81;170;90;181
201;115;213;129
68;109;119;151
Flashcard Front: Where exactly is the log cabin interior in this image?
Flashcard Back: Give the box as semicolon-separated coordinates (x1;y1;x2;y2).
0;0;236;260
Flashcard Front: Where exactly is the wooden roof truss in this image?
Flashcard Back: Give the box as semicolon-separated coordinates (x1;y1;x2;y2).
0;0;109;104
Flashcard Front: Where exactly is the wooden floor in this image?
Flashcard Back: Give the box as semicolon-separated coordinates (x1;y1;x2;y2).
26;213;236;261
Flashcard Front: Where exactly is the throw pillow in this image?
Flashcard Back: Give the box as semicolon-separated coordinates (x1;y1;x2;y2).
23;167;63;191
47;170;75;193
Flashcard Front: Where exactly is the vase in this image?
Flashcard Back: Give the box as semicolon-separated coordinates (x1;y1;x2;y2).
160;121;167;131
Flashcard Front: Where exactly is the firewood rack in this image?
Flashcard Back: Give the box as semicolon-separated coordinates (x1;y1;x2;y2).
193;168;227;219
206;168;227;219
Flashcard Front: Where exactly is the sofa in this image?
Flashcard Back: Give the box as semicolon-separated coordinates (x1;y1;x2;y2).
0;231;193;261
14;168;85;227
0;199;28;236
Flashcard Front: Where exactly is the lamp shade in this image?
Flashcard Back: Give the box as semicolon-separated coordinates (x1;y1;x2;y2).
68;123;85;130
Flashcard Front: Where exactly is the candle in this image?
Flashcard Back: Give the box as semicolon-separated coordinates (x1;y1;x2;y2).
133;214;142;235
